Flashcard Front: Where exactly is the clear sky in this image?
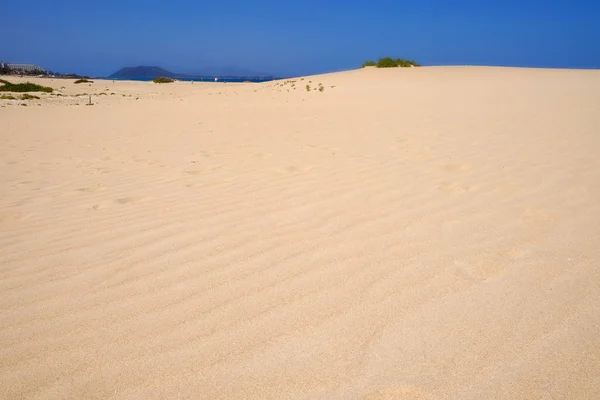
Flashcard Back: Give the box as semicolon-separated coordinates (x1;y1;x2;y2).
1;0;599;77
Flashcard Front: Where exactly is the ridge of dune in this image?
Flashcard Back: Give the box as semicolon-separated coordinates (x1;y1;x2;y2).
1;66;600;399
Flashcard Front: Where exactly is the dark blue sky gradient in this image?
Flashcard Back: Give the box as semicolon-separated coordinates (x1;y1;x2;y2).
1;0;599;76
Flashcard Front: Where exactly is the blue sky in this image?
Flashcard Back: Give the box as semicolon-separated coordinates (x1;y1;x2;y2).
1;0;599;77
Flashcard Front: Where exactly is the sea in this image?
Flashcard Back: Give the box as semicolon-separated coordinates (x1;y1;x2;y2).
109;76;276;83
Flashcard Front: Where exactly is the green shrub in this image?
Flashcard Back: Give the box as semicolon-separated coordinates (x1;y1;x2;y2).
376;57;399;68
153;77;174;83
395;58;421;67
361;60;376;67
0;79;53;93
306;84;310;92
1;94;16;100
74;79;93;84
21;94;40;100
367;57;421;68
319;86;324;92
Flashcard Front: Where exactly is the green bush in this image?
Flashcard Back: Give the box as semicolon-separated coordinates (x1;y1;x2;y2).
153;77;174;83
376;57;399;68
1;94;16;100
366;57;421;68
74;79;93;84
0;79;53;93
21;94;40;100
306;84;310;92
395;58;421;67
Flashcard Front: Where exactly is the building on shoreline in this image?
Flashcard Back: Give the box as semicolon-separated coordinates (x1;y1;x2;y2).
0;63;45;73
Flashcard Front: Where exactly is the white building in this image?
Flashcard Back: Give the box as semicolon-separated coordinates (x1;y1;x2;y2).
1;63;45;72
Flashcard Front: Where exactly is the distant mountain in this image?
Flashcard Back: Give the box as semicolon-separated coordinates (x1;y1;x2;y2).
108;66;275;80
108;66;176;79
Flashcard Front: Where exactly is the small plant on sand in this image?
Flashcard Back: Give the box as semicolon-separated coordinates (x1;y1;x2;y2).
0;79;53;93
372;57;421;68
361;60;376;67
1;94;16;100
153;77;174;83
74;79;93;84
306;84;310;92
21;94;40;100
395;58;421;67
376;57;399;68
319;86;324;92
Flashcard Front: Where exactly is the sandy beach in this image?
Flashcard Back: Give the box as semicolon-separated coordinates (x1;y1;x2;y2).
1;66;600;399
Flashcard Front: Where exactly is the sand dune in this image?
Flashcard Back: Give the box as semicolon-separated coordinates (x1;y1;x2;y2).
1;67;600;399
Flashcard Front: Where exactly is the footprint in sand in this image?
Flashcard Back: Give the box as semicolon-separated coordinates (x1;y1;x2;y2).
253;152;273;159
275;165;313;174
198;150;217;158
114;196;148;205
185;165;221;175
91;203;108;210
77;185;106;193
362;385;439;400
15;180;34;186
94;167;117;174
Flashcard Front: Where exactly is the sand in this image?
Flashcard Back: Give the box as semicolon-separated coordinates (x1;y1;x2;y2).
1;67;600;399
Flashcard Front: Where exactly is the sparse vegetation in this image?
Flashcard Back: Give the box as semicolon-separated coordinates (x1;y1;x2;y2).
153;77;174;83
306;84;311;92
395;58;421;67
21;94;40;100
0;79;53;93
319;86;324;92
376;57;399;68
74;79;93;84
362;57;421;68
1;94;16;100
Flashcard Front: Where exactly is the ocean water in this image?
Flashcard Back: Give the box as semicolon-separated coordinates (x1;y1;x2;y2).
109;76;275;83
